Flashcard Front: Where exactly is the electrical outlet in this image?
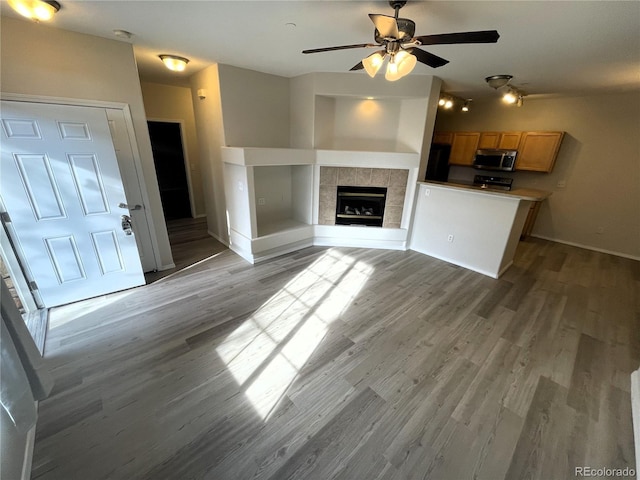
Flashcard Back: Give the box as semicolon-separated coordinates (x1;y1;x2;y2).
596;226;604;234
447;234;454;243
237;181;244;192
258;197;266;206
425;188;431;197
557;180;566;188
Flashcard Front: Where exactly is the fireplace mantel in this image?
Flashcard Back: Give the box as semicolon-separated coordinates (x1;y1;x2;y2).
222;147;420;263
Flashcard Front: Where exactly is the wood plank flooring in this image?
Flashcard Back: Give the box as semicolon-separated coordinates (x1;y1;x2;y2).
144;217;227;283
32;238;639;479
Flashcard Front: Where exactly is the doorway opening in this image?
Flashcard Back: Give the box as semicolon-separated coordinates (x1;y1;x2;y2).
148;121;193;220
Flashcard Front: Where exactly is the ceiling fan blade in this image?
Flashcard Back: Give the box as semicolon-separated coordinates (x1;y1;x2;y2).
414;30;500;45
302;43;377;54
350;61;365;71
407;48;449;68
369;13;399;39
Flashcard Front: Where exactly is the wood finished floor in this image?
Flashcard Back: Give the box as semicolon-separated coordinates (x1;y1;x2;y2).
144;217;227;283
32;238;639;480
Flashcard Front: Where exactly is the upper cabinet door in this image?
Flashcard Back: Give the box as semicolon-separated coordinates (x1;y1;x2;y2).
498;132;522;150
516;132;565;172
478;132;500;149
449;132;480;166
432;132;454;145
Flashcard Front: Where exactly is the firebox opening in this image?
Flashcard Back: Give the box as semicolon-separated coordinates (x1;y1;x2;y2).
335;186;387;227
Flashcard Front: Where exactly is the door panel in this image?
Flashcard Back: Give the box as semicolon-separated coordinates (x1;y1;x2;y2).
0;100;145;307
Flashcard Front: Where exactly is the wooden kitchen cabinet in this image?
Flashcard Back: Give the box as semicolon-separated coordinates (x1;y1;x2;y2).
449;132;480;165
478;132;500;149
498;132;522;149
516;131;565;172
432;131;453;144
479;132;522;149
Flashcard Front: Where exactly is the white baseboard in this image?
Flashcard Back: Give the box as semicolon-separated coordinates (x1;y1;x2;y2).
409;246;502;279
208;230;230;247
157;262;176;272
531;235;640;261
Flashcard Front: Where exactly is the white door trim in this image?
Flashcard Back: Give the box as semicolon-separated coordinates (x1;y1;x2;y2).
147;118;196;218
0;198;41;312
1;92;163;272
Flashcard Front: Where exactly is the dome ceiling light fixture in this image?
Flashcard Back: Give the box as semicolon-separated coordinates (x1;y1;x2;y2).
485;74;513;90
159;55;190;72
485;74;526;107
8;0;60;22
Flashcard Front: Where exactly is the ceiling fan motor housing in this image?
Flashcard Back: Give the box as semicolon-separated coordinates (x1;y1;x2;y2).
374;18;416;43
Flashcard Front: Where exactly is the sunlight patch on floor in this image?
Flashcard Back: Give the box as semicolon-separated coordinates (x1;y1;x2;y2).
216;249;374;419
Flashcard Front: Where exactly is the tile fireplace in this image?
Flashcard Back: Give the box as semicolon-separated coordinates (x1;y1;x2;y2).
335;186;387;227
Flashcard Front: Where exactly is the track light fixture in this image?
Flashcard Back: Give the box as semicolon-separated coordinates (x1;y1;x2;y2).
438;93;471;112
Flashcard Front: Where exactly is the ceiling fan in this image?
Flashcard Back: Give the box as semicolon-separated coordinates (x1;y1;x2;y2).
302;1;500;81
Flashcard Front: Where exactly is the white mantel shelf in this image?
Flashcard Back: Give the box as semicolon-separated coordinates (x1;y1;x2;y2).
222;146;419;168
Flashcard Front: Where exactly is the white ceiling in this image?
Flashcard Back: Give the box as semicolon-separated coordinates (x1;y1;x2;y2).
3;1;640;99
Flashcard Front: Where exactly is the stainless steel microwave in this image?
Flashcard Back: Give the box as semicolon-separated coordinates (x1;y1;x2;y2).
473;149;517;172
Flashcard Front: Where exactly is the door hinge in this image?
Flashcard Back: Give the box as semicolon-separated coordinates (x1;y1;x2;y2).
28;280;38;291
0;211;11;223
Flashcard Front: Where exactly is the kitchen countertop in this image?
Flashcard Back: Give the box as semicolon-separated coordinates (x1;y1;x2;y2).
419;180;552;202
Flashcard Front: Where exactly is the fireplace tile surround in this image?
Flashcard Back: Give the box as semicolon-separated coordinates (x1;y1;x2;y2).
319;167;409;228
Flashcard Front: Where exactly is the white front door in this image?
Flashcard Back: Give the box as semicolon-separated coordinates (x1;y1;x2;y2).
0;100;145;307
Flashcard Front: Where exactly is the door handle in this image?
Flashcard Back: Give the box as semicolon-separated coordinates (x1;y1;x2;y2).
121;215;133;235
118;202;142;211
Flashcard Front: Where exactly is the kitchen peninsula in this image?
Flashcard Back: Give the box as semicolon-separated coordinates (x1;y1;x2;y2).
409;181;551;278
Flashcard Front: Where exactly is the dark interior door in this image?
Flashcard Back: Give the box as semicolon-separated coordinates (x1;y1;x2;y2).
148;121;191;220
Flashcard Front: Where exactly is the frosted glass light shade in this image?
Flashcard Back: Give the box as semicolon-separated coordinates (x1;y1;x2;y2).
385;50;417;82
8;0;59;21
362;51;386;78
159;55;190;72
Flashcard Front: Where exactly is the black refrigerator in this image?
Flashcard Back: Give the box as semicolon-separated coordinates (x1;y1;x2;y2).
425;143;451;182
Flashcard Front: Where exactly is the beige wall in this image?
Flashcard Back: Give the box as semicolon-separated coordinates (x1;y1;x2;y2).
435;91;640;259
190;64;228;243
190;64;292;243
217;64;290;148
140;82;206;217
0;17;172;267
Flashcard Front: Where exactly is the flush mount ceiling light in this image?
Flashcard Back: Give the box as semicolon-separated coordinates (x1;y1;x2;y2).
159;55;189;72
485;74;513;90
486;74;526;106
8;0;60;21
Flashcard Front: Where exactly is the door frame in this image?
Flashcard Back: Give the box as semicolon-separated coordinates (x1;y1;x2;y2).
0;92;163;272
147;118;196;219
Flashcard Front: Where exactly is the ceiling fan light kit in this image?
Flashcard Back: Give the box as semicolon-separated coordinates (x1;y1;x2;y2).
302;0;500;82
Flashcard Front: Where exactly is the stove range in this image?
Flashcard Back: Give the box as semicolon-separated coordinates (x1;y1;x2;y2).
473;174;513;191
